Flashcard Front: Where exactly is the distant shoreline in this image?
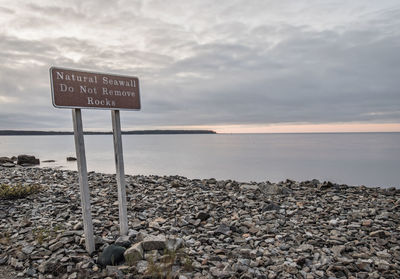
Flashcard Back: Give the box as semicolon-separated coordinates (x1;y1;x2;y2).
0;130;217;136
1;130;398;136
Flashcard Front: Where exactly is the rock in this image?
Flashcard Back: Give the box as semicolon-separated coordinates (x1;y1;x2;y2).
21;245;35;254
262;202;281;211
38;260;57;274
259;183;291;195
329;219;339;226
136;260;148;274
240;184;259;191
171;180;182;188
106;266;124;278
296;244;314;252
196;212;211;221
115;235;132;248
9;257;23;270
17;155;40;165
141;235;166;251
124;243;144;265
94;235;107;248
369;230;388;238
49;241;63;251
375;259;390;271
331;245;345;257
0;157;13;164
318;181;335;190
148;220;161;229
98;244;126;266
1;162;15;168
0;255;8;265
73;222;83;230
25;268;36;277
66;157;77;161
362;219;372;226
210;266;233;278
356;259;372;272
215;223;231;235
166;238;185;251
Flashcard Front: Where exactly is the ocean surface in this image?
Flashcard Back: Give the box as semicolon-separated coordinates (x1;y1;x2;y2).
0;133;399;188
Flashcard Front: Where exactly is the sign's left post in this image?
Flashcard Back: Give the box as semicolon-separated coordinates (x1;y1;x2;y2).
72;108;95;254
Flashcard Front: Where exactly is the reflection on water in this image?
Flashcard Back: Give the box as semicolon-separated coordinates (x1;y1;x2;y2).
0;133;399;188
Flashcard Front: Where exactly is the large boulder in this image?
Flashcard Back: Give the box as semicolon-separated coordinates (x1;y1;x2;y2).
0;157;13;164
141;235;166;251
98;244;126;266
17;155;40;165
124;243;144;265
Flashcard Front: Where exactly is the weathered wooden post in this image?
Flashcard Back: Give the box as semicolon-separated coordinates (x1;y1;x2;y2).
50;67;141;253
72;108;95;254
112;110;128;235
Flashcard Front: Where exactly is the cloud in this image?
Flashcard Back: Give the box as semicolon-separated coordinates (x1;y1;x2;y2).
0;1;399;130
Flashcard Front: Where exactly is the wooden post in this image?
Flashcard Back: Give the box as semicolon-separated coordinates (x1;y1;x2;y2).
72;109;95;254
111;110;128;236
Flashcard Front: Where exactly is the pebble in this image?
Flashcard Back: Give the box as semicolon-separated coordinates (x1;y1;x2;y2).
0;166;399;278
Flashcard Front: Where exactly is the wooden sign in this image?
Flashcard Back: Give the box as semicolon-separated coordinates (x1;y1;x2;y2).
50;67;140;110
50;66;136;254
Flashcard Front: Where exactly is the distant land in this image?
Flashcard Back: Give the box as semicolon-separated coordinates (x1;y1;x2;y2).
0;130;217;136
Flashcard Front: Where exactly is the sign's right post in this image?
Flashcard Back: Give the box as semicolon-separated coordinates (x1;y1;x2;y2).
111;110;128;235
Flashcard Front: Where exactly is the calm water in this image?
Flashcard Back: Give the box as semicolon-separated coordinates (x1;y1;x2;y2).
0;133;399;188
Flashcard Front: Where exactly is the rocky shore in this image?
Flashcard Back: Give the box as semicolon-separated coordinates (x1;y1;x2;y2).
1;166;399;278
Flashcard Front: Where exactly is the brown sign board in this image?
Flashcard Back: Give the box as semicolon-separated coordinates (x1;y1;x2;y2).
50;67;140;110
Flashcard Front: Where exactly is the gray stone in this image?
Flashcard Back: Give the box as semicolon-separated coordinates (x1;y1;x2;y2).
49;241;63;251
25;268;36;277
106;265;124;278
0;255;8;265
210;266;233;278
136;260;148;274
196;212;211;221
259;183;291;195
215;223;231;235
21;246;35;254
0;157;13;164
166;238;185;251
17;155;40;165
240;184;259;191
73;222;83;230
38;260;57;274
115;235;131;248
124;243;143;265
263;202;281;211
331;245;345;257
141;235;166;251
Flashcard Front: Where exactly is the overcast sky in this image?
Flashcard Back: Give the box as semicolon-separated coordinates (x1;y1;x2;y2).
0;0;399;132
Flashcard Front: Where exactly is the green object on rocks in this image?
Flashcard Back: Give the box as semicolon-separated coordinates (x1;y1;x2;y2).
0;183;42;200
98;244;126;266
